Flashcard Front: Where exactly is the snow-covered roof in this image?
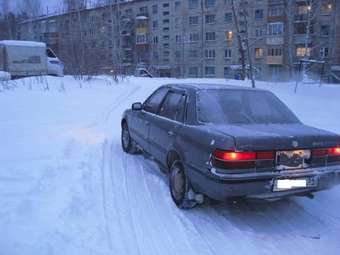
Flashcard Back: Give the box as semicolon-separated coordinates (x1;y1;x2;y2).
0;40;46;47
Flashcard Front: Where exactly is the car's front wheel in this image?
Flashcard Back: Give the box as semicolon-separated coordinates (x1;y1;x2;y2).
121;122;138;154
169;161;197;209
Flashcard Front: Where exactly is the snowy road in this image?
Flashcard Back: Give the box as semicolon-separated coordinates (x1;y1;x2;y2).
1;76;340;255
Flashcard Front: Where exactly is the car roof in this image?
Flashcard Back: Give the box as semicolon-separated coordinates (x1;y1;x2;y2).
162;83;267;92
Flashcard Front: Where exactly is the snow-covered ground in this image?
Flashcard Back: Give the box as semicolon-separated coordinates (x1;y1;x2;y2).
1;76;340;255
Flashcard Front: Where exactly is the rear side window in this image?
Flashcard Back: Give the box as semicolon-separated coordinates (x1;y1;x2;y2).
143;88;168;114
159;91;186;121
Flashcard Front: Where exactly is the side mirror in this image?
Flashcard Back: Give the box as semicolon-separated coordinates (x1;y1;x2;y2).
132;102;142;111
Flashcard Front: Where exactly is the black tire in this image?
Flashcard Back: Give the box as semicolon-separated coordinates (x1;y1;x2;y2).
121;122;138;154
169;160;197;209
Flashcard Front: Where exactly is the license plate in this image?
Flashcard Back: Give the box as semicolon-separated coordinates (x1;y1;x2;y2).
276;150;311;170
273;177;318;192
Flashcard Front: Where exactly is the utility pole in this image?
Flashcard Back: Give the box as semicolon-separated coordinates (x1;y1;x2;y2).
231;0;246;80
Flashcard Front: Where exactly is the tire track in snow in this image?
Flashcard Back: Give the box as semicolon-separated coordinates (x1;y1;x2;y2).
108;141;142;255
99;140;113;251
104;86;141;124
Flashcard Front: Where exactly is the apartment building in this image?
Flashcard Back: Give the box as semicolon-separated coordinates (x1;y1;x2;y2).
17;0;340;81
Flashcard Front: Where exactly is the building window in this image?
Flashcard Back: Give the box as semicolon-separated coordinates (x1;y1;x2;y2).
206;32;216;41
255;48;264;58
225;13;232;23
267;22;284;35
320;25;330;36
175;1;181;10
320;47;329;58
189;16;199;25
225;31;233;41
153;51;159;60
205;66;216;76
224;67;231;77
153;36;158;44
321;3;333;13
153;20;158;29
163;19;170;24
136;34;147;44
163;11;170;16
268;48;283;56
205;49;216;59
189;50;198;57
255;28;263;37
296;47;310;57
205;14;216;24
163;35;170;41
189;0;199;9
205;0;216;8
189;33;199;42
225;49;232;59
268;7;284;17
188;67;199;77
163;27;170;32
152;5;158;14
255;9;264;20
163;3;169;8
139;6;148;15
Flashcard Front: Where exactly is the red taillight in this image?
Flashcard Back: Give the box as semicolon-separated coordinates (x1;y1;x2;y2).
213;150;275;161
211;150;275;170
328;147;340;156
256;151;275;160
312;147;340;157
312;148;328;157
213;150;256;161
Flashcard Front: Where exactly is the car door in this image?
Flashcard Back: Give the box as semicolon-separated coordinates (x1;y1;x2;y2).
131;87;168;153
149;90;187;164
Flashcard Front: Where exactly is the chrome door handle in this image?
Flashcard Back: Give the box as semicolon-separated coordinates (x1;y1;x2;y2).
168;131;174;136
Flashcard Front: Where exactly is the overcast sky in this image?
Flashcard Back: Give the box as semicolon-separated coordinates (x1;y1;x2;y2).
10;0;61;13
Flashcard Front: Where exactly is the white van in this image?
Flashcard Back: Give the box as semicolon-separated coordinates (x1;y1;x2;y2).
0;40;64;78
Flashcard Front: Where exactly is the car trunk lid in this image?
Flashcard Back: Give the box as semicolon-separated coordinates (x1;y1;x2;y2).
210;124;339;151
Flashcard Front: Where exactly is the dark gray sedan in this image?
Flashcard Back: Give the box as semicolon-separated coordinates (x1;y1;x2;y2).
121;84;340;209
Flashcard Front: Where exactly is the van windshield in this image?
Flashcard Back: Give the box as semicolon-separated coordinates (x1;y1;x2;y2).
196;89;301;125
46;48;56;58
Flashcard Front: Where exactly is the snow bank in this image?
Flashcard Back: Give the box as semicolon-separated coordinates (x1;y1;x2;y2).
0;71;11;81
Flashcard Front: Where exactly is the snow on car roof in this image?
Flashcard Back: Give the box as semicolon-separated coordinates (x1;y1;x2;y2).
0;40;46;47
163;83;266;92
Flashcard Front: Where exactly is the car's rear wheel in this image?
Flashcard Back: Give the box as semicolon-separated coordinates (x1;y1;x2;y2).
169;161;197;209
121;122;138;154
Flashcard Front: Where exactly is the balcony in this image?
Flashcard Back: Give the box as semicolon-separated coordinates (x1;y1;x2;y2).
294;34;312;44
266;36;284;45
267;56;283;65
294;14;308;22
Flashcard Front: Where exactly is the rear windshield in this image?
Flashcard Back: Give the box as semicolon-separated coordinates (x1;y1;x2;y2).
196;89;300;125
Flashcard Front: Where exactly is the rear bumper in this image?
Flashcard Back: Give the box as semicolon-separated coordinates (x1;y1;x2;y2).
188;165;340;201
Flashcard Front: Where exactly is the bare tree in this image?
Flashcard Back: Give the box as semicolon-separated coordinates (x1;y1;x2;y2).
231;0;247;81
20;0;42;18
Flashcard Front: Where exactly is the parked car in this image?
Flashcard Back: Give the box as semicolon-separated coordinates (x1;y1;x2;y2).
121;84;340;209
0;40;64;78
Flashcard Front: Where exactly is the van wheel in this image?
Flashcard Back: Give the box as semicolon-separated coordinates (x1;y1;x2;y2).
121;122;138;154
169;161;197;209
